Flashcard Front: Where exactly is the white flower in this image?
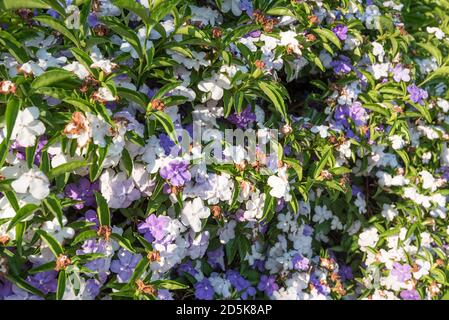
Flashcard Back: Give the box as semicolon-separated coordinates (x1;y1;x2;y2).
381;204;398;221
198;73;231;101
372;42;385;60
92;87;117;102
41;216;75;243
86;113;111;147
427;27;445;40
267;166;291;201
10;107;45;147
181;198;211;232
36;49;67;70
90;59;117;74
358;227;379;252
63;62;90;80
221;0;242;16
65;5;81;29
371;63;389;80
388;135;406;150
64;112;91;147
11;168;50;200
279;31;302;55
420;170;436;192
311;125;329;138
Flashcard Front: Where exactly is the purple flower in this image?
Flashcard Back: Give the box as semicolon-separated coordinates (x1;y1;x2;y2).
194;278;214;300
207;247;225;270
226;270;256;299
292;254;310;271
26;271;58;295
240;0;254;17
0;277;12;299
178;261;198;277
85;279;101;299
391;262;412;282
339;265;353;281
83;209;99;229
76;239;110;283
110;249;142;283
65;178;99;209
226;106;257;129
137;214;171;243
87;13;99;27
159;159;191;187
407;84;428;105
11;136;48;166
302;225;314;236
257;275;278;296
400;289;420;300
330;55;352;74
157;289;174;300
332;24;348;41
159;133;177;155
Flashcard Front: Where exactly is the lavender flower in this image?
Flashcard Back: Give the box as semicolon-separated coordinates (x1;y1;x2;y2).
110;249;142;283
137;214;171;243
330;55;352;74
292;254;310;271
26;271;58;295
407;84;428;105
257;275;278;296
332;24;348;41
391;262;412;282
159;159;191;187
400;289;420;300
65;178;99;209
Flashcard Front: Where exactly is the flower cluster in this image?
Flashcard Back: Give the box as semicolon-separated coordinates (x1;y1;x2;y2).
0;0;449;300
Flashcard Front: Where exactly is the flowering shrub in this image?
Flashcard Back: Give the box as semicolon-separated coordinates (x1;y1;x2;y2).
0;0;449;300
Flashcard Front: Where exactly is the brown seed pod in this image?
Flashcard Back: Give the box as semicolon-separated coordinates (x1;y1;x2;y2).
55;254;72;271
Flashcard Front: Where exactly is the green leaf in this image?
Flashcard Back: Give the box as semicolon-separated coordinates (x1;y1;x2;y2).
121;148;133;177
151;280;188;290
258;82;288;119
71;229;98;245
128;257;150;284
31;69;80;90
0;0;50;9
94;191;110;226
152;81;181;100
314;28;342;49
4;274;45;298
56;270;66;300
43;194;64;227
116;87;148;108
36;230;64;257
313;146;332;179
151;111;178;144
5;97;20;141
34;15;80;48
101;16;143;59
47;160;88;179
0;30;30;64
110;233;136;253
7;204;40;231
112;0;149;24
417;42;442;66
28;261;57;274
261;192;275;222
